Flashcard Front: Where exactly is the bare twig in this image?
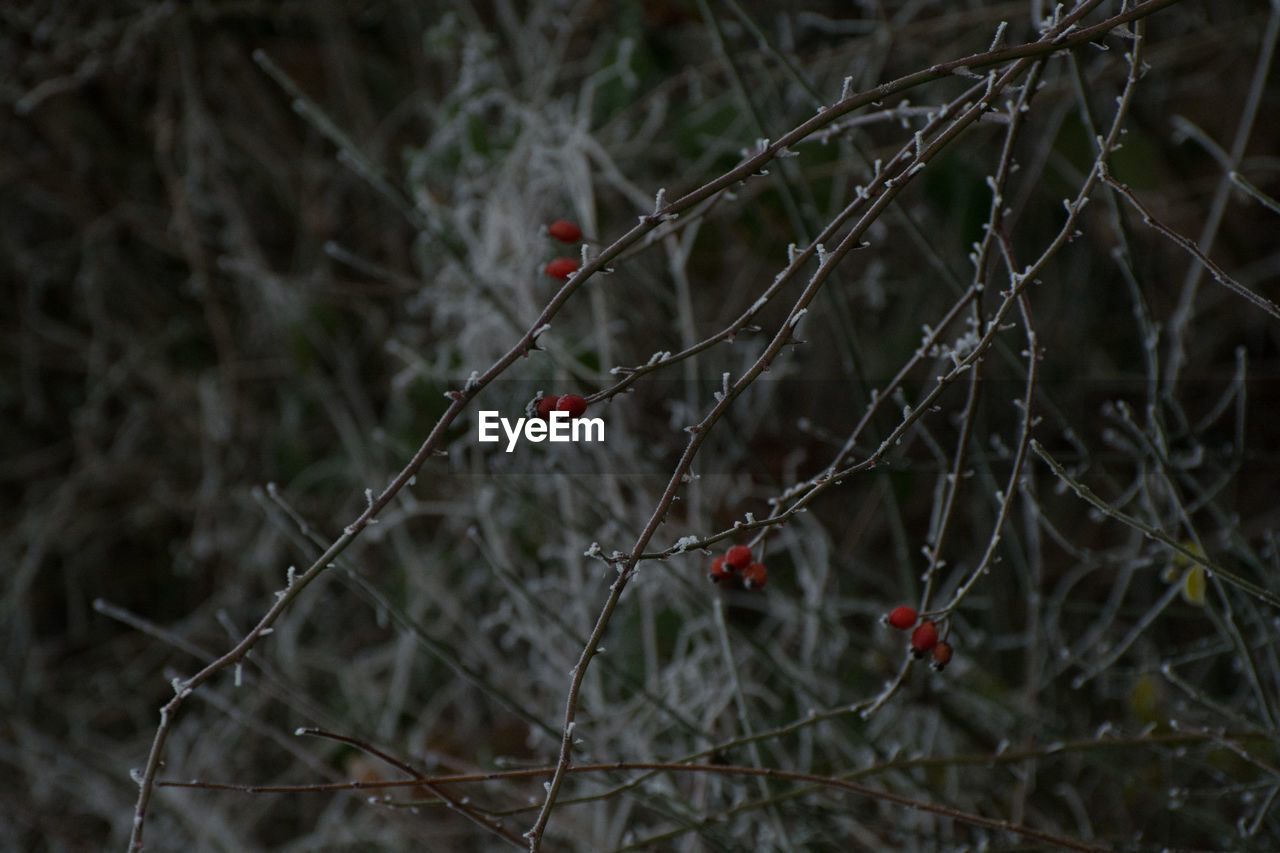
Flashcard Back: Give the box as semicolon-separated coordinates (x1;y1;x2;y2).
1102;171;1280;321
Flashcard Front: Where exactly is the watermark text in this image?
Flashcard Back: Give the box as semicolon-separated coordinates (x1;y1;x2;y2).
478;411;604;452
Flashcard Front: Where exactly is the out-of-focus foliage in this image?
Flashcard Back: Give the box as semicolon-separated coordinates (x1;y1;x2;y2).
3;2;1279;850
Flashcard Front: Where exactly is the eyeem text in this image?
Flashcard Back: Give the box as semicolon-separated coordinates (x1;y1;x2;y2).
477;411;605;452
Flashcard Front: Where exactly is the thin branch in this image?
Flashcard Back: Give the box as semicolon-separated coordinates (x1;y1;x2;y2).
1031;440;1280;609
296;728;526;849
1102;171;1280;321
163;760;1110;851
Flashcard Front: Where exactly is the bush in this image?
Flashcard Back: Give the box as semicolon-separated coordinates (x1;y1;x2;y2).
5;2;1279;850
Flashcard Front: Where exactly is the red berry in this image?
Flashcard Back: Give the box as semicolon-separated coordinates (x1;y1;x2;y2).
535;396;560;420
547;220;583;243
931;641;954;671
725;545;752;570
555;394;587;418
544;257;579;279
887;606;918;630
709;555;733;583
910;621;939;658
742;562;767;590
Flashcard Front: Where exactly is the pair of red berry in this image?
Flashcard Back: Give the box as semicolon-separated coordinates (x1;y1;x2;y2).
535;394;588;420
709;544;767;590
544;219;583;280
886;606;954;671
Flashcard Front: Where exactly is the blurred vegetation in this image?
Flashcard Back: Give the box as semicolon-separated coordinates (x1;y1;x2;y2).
3;1;1279;850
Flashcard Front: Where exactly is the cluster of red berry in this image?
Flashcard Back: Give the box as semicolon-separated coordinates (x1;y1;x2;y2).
535;394;588;420
708;544;767;590
544;219;583;280
886;606;954;671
